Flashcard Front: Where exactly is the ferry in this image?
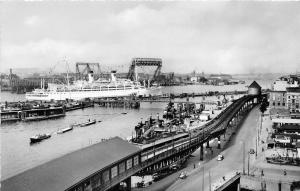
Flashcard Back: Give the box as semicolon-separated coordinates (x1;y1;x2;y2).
30;133;51;143
25;71;149;101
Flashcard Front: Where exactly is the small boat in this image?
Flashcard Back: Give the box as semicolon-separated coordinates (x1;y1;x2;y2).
30;133;51;143
79;119;97;127
57;126;73;134
121;112;127;115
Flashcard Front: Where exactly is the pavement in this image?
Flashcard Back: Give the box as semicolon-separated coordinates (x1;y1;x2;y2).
249;109;300;183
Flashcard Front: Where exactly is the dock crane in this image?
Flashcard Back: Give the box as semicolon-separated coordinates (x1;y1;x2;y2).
75;62;100;80
127;58;162;85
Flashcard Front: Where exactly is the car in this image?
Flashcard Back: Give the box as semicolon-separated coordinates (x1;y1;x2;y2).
153;172;170;182
217;154;224;161
170;163;180;170
179;171;187;179
249;149;255;154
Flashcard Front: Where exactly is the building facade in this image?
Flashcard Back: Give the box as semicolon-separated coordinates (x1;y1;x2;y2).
286;87;300;113
269;75;300;113
269;91;287;109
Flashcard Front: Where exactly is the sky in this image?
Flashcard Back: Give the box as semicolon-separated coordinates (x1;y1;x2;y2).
1;1;300;74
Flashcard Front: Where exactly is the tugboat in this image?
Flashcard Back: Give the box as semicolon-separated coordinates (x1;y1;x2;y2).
57;126;73;134
30;133;51;143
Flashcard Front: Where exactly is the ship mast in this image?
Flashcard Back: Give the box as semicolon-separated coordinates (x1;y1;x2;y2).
65;59;70;87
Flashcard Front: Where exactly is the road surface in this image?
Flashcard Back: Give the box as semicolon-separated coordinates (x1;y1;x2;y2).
166;107;260;191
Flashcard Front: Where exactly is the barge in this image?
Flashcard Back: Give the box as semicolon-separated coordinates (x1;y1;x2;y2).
79;119;96;127
57;126;73;134
71;119;97;127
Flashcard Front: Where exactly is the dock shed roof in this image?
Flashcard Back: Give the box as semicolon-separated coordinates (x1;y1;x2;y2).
2;137;141;191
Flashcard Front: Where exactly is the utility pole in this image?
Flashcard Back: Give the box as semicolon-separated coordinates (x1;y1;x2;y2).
255;136;258;159
209;170;211;191
248;151;250;175
243;141;245;175
202;165;205;191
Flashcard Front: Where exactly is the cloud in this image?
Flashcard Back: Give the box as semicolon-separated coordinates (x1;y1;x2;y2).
24;15;41;26
1;2;300;74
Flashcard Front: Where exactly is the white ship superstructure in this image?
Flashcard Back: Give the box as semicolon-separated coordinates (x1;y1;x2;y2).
26;71;148;101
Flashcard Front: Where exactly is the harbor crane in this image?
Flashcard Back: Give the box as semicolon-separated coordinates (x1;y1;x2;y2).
75;62;100;80
127;58;162;85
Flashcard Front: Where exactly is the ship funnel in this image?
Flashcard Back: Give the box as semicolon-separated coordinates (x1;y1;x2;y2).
88;71;94;83
111;71;117;81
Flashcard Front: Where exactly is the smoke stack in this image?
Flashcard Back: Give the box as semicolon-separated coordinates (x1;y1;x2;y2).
88;71;94;83
110;71;117;81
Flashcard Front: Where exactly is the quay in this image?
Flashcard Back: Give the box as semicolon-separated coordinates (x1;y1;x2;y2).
1;93;262;191
1;107;65;123
94;98;140;109
157;90;247;99
0;100;94;123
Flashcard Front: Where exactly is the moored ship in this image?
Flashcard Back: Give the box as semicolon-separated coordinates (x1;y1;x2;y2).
25;71;149;101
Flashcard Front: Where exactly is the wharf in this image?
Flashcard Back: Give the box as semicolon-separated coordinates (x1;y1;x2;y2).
139;99;218;105
64;101;94;111
1;107;65;123
94;98;140;109
151;90;247;99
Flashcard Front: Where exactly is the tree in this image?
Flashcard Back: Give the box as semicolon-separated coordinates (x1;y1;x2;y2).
259;97;268;114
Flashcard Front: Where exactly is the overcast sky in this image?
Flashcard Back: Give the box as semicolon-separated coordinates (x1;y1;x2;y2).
1;1;300;74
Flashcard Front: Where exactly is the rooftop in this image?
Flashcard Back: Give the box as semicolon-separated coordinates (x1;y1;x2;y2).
272;118;300;124
275;124;300;131
248;81;261;89
2;137;141;191
286;87;300;93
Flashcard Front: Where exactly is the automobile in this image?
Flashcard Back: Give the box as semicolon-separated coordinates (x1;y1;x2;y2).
136;181;145;188
217;154;224;161
152;172;168;182
249;149;255;154
179;171;187;179
170;163;180;170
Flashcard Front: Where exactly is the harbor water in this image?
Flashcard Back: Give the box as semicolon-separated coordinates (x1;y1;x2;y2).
1;79;272;180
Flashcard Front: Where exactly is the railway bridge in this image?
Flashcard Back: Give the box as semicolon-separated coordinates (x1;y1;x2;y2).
2;95;263;191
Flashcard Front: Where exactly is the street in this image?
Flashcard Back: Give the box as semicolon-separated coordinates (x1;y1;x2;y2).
165;106;260;191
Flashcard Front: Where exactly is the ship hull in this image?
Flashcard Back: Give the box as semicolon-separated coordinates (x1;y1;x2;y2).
26;88;149;101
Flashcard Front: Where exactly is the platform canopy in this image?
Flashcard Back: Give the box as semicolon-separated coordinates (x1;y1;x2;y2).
2;137;141;191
